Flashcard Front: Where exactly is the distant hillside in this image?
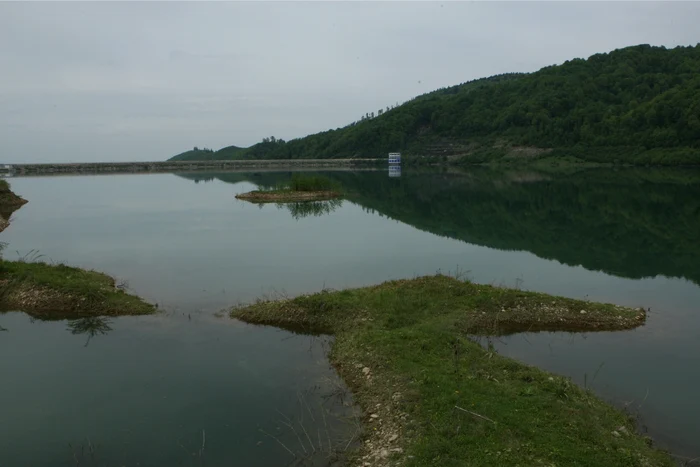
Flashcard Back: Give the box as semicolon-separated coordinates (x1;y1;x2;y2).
170;148;215;161
170;44;700;165
169;145;245;161
215;145;246;159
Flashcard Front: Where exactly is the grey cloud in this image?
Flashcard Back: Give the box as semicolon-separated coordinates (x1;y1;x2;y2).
1;2;699;162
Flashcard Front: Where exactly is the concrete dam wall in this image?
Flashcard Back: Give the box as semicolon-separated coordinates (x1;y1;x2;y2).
4;159;382;176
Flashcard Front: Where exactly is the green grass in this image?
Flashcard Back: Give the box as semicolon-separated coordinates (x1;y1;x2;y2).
0;180;28;232
0;259;155;319
256;174;341;194
286;174;340;192
235;174;343;203
0;180;27;206
232;275;672;467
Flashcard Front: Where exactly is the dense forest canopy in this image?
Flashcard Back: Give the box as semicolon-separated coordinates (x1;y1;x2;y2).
170;44;700;165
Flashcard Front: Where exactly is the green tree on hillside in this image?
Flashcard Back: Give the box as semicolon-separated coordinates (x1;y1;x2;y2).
170;44;700;165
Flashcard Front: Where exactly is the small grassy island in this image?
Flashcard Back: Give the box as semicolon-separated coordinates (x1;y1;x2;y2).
0;260;155;319
0;180;27;207
235;174;342;203
0;180;28;233
232;275;673;466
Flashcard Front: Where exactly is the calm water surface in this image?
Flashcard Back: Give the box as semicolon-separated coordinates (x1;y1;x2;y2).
1;168;699;463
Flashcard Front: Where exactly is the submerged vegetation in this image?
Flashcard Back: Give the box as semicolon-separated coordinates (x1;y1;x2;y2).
0;259;155;319
232;275;672;466
171;44;700;165
236;174;342;203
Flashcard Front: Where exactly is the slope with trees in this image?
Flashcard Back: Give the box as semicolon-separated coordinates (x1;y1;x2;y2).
170;44;700;165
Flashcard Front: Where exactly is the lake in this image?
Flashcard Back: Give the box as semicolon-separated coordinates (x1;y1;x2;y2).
1;167;699;465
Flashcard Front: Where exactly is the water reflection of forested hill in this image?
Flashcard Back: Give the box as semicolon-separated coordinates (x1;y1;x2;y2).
176;169;700;284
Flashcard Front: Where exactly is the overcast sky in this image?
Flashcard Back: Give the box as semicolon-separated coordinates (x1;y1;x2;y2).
1;2;699;163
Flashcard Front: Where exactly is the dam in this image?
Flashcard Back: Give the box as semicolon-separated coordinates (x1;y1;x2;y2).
0;159;381;177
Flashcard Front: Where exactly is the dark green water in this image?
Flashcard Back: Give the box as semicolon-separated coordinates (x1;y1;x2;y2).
1;167;699;464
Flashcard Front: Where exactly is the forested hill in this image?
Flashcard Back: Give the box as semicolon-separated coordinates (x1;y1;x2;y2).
170;145;244;161
170;44;700;165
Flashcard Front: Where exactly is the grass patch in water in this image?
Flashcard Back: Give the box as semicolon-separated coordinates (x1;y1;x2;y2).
0;180;28;233
287;174;340;192
0;259;155;319
236;174;342;203
0;179;28;206
232;275;672;467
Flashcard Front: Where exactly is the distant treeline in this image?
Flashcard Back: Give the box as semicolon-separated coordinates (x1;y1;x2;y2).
171;44;700;165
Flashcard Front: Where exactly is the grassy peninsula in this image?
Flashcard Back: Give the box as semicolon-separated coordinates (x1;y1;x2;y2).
235;174;342;203
232;275;672;466
171;44;700;166
0;259;155;319
0;180;27;207
0;180;28;233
